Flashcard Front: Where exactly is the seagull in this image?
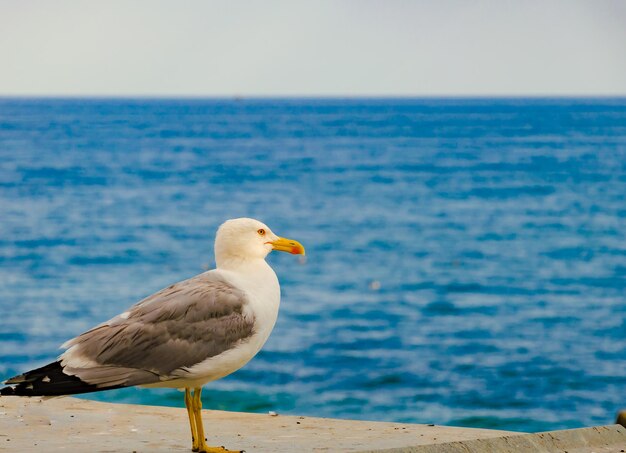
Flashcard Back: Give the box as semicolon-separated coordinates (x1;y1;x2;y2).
1;218;305;453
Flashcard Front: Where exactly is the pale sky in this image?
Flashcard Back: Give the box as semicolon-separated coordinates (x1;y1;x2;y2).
1;0;625;96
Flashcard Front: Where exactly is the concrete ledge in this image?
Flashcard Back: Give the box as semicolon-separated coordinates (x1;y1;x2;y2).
1;396;624;452
363;425;626;453
0;396;515;452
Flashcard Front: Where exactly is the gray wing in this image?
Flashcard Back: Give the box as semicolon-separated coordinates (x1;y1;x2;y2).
59;272;255;388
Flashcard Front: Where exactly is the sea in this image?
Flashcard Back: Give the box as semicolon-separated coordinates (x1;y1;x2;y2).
0;97;625;433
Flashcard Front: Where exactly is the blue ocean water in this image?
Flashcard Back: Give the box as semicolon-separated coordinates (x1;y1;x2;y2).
1;98;625;433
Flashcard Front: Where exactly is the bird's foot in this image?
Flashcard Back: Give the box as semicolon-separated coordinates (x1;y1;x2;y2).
194;442;243;453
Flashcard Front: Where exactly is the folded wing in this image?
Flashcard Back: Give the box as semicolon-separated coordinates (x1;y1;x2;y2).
2;272;255;396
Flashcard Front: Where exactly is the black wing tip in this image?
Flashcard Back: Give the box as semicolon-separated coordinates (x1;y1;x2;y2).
4;371;27;386
0;385;16;396
1;361;107;397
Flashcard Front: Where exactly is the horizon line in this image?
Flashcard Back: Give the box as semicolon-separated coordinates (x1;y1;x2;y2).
1;93;626;101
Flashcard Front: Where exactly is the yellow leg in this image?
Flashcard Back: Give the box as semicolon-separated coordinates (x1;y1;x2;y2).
191;387;242;453
185;388;199;452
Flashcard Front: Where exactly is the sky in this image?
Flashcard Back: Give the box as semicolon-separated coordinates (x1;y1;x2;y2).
0;0;625;97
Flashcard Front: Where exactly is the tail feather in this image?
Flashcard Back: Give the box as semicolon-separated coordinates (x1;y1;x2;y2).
1;361;123;396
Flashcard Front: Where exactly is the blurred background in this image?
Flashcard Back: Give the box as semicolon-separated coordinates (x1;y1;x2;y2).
1;1;625;434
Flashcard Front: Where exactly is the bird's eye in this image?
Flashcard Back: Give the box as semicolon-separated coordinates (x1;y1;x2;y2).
257;229;266;236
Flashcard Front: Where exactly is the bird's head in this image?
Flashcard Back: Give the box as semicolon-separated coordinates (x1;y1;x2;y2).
215;218;305;267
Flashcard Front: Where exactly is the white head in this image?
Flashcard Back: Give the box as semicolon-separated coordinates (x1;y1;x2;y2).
214;218;305;268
